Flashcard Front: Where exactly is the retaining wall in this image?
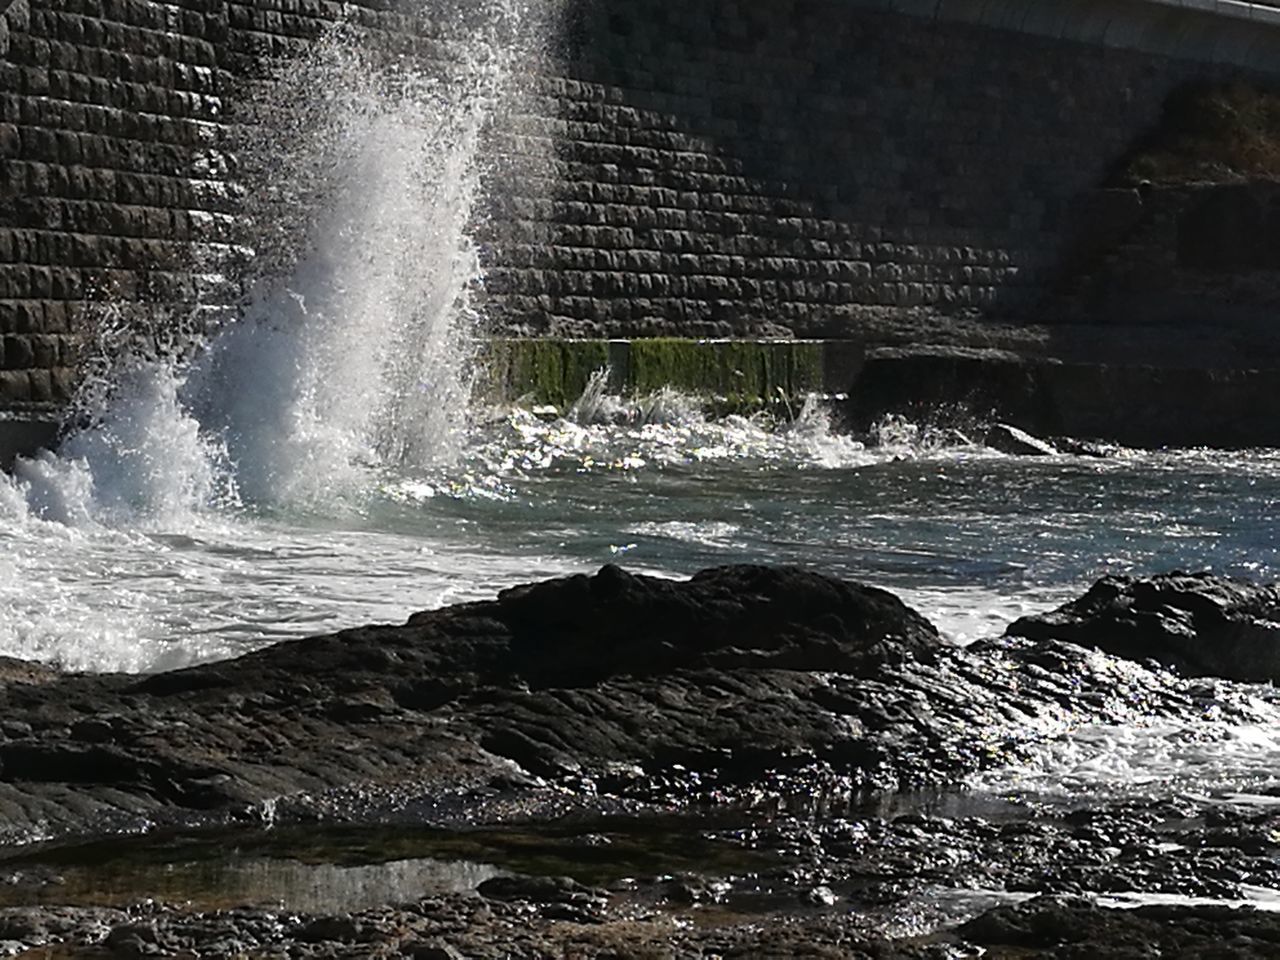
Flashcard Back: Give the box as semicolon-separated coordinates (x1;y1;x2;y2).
1;0;1279;426
484;0;1235;339
0;0;233;409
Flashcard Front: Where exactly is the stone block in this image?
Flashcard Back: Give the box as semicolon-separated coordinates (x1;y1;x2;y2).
2;335;35;369
25;367;52;401
0;370;31;403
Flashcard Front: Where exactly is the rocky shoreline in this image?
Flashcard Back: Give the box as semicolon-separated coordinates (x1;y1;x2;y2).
0;565;1279;956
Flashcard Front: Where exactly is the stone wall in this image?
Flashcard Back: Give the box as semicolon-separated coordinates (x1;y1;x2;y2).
480;0;1245;339
2;0;1279;412
0;0;234;408
1050;181;1280;369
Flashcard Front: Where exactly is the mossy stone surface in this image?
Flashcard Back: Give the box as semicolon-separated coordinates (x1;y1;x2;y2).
632;339;828;412
481;338;827;413
480;339;610;408
481;337;829;414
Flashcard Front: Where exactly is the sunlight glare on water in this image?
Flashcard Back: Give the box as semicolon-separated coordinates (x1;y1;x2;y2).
4;386;1277;675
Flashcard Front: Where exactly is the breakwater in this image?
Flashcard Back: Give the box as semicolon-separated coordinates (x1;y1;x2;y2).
480;337;1280;448
3;0;1280;447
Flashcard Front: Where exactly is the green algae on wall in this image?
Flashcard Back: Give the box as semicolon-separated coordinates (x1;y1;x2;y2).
479;339;610;408
481;338;828;413
627;339;824;413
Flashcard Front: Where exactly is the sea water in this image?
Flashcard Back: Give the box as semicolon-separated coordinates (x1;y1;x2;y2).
0;2;1279;816
4;396;1278;672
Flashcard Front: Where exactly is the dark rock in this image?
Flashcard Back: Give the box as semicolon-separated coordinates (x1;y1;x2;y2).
984;422;1057;456
0;564;950;842
405;943;467;960
477;874;604;905
537;902;606;923
450;562;941;686
0;911;48;941
106;921;162;958
0;659;57;686
296;915;368;943
0;563;1277;852
804;884;838;907
662;875;730;905
1052;436;1117;458
960;895;1280;958
959;897;1096;948
69;716;120;744
1007;571;1280;682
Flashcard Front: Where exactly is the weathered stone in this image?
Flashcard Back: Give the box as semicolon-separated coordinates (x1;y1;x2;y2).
985;422;1057;457
1007;571;1280;682
960;896;1280;958
0;562;1271;851
476;875;603;904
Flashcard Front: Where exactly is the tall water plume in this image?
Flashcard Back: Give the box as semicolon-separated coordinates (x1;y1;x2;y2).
3;0;561;524
184;0;560;508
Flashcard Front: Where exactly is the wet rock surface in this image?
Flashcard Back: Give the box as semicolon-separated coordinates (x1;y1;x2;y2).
983;422;1058;457
721;796;1280;909
1008;571;1280;683
0;564;1273;843
0;564;945;840
960;896;1280;958
0;566;1278;955
1;876;1279;958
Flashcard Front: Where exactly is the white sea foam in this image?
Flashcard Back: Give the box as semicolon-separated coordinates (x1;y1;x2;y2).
970;700;1280;805
896;585;1068;647
0;1;552;527
0;1;564;670
624;520;746;550
1096;887;1280;912
469;391;887;476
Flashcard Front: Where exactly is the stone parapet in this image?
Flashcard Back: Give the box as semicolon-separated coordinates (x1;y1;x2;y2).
861;0;1280;67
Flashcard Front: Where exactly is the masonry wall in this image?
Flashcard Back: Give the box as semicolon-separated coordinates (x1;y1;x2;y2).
0;0;1274;409
482;1;1237;339
1052;182;1280;366
0;0;235;407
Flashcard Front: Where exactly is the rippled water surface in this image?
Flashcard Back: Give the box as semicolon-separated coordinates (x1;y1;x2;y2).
2;401;1277;670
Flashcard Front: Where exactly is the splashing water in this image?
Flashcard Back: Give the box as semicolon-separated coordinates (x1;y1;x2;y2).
187;26;505;508
0;0;575;669
566;370;704;427
2;1;552;526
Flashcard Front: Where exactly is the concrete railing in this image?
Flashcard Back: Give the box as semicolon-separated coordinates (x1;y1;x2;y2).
1158;0;1280;22
854;0;1280;70
874;0;1280;24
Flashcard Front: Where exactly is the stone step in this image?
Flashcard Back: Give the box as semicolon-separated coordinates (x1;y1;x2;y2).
476;337;859;415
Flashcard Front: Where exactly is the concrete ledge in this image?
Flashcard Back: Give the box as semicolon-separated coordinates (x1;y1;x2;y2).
0;414;59;472
847;347;1280;447
479;338;1280;446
